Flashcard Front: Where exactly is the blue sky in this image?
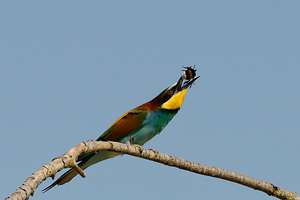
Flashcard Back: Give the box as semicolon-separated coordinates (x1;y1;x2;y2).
1;1;300;200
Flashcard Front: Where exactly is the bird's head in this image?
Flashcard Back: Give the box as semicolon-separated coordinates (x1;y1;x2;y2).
151;76;199;111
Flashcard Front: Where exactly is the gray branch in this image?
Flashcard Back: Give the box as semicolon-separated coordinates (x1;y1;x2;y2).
6;140;299;200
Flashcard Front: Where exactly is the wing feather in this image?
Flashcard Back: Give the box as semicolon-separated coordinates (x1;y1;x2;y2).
97;109;148;141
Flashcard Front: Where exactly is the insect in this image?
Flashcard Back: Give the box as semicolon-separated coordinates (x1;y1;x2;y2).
181;65;199;89
182;65;197;81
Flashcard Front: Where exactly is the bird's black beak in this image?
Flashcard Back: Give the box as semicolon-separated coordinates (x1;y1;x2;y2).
182;76;200;89
175;76;200;93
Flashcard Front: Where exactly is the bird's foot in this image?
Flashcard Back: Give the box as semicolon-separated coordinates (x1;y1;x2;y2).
149;149;159;155
132;144;143;153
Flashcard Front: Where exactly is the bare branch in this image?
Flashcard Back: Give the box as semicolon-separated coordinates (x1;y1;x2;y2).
6;140;299;200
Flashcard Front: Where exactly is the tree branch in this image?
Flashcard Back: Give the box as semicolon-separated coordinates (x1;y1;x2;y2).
6;140;299;200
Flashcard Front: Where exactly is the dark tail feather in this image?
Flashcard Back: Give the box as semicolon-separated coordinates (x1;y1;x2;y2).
42;167;78;193
42;154;95;193
42;180;58;193
42;151;120;192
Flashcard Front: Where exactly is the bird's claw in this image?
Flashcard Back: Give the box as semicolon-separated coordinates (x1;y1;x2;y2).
149;149;159;155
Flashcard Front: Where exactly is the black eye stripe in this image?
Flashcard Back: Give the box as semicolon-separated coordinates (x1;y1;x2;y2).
159;88;175;105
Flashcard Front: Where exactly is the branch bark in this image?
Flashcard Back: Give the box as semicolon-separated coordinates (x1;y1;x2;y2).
6;140;299;200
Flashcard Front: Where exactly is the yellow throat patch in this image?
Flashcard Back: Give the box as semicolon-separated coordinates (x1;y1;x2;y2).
162;89;187;110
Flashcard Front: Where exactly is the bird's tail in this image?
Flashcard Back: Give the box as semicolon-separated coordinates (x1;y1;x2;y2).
42;151;120;192
42;166;80;192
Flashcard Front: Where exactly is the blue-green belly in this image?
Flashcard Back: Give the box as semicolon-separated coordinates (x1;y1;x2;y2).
118;109;178;145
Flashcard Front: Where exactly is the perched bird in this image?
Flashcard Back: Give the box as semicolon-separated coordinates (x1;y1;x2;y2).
43;70;199;192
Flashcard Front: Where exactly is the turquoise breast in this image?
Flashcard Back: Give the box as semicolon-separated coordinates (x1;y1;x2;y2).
118;109;178;145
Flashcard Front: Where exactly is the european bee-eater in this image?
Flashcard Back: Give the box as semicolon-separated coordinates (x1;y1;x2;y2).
43;69;199;192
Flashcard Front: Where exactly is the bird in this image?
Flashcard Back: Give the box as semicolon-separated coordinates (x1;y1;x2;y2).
43;69;199;192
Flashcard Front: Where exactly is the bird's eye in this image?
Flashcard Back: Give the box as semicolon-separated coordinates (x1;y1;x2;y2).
168;90;173;94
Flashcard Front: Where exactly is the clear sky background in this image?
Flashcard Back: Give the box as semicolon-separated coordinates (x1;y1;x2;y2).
1;1;299;200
